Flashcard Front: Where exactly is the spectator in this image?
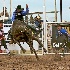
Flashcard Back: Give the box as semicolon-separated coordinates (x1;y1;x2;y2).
30;15;34;24
25;15;28;23
0;7;9;17
0;20;10;54
56;25;69;38
34;16;42;28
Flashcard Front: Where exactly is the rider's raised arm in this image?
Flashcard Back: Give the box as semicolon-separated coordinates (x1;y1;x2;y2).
21;4;29;16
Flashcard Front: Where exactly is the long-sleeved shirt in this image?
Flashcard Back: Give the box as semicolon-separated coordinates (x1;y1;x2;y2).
12;8;29;21
56;28;68;38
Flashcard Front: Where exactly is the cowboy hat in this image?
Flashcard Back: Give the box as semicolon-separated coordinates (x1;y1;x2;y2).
16;5;22;9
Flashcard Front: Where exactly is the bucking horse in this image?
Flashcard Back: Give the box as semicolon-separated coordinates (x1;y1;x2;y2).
8;19;47;60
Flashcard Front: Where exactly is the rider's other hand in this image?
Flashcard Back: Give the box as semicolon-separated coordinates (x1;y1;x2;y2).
26;4;28;8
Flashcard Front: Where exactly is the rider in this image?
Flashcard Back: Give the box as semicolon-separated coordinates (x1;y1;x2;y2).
12;4;29;21
11;4;28;42
0;20;10;54
11;4;42;32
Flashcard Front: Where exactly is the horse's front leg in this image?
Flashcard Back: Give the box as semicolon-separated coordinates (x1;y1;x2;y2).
27;40;39;60
17;42;26;53
13;39;26;53
28;41;33;54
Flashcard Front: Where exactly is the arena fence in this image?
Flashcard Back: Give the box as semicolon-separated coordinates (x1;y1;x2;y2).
0;21;43;55
1;21;70;55
43;22;70;54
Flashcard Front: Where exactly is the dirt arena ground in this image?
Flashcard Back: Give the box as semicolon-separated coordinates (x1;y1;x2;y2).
0;54;70;70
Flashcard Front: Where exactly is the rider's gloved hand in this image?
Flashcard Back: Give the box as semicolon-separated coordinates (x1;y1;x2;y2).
26;4;28;8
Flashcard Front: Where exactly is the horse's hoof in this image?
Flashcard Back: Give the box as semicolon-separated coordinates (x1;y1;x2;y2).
7;52;11;55
9;42;13;44
37;58;39;61
31;51;33;54
9;40;13;44
23;49;26;53
43;48;47;53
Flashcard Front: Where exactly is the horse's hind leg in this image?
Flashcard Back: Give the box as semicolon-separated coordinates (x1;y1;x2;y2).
27;41;39;60
17;42;26;53
33;36;47;53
